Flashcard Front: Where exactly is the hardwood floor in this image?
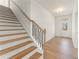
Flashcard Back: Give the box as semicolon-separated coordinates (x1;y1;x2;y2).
45;37;78;59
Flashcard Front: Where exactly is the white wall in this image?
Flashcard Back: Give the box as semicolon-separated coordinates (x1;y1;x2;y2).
72;0;78;48
10;0;31;35
0;0;9;7
55;15;72;38
11;0;31;17
31;0;55;42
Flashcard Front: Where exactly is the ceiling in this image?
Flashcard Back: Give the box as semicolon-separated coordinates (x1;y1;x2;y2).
35;0;74;16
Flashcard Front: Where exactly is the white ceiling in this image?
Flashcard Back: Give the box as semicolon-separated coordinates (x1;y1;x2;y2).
35;0;74;16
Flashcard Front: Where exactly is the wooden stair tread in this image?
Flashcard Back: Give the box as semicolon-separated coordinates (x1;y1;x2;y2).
29;52;42;59
0;36;29;45
0;15;15;18
0;23;21;26
0;29;24;31
0;19;18;23
0;17;17;21
0;21;21;24
0;32;27;37
0;20;20;23
0;11;15;14
9;46;37;59
0;16;17;19
0;25;22;27
0;15;17;19
0;41;33;55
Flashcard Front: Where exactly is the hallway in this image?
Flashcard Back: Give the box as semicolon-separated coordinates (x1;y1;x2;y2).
45;37;78;59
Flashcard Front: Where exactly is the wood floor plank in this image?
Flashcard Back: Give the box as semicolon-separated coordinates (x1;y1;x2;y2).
9;46;37;59
29;52;42;59
45;37;78;59
0;41;33;56
0;32;27;37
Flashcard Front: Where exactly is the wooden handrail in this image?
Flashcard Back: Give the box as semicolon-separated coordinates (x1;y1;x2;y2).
31;20;45;32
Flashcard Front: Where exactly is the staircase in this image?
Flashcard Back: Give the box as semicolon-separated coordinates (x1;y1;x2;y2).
0;5;42;59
